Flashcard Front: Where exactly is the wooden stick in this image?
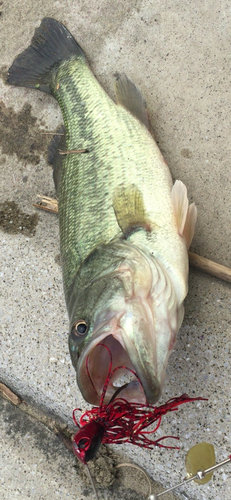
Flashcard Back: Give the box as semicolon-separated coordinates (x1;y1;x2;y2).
33;196;231;284
189;251;231;283
33;203;58;213
33;195;58;214
0;382;22;405
41;132;65;136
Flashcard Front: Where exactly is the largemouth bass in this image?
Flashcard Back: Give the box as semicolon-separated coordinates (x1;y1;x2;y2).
7;18;197;405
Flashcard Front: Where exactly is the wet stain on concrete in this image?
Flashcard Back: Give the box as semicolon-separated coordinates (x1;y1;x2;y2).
0;397;71;464
181;148;193;159
0;101;49;165
54;254;61;266
0;64;8;82
0;201;38;236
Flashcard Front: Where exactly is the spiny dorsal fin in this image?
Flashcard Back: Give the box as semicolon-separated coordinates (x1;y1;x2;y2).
114;73;150;130
113;184;151;237
171;180;197;249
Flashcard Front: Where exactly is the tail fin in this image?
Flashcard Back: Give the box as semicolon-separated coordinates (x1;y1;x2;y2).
7;18;85;94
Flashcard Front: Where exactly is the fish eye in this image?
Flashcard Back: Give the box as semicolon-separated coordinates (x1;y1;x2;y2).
72;320;88;337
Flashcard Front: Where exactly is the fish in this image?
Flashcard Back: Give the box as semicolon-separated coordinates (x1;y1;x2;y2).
7;18;197;406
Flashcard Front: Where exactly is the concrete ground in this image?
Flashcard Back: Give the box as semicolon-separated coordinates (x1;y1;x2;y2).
0;1;231;499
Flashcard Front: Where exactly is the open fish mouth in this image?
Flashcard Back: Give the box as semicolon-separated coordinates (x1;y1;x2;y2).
77;335;147;405
76;320;161;406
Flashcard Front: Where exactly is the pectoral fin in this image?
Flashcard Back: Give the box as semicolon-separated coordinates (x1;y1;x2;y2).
114;73;150;130
171;180;197;249
113;184;151;238
183;201;197;249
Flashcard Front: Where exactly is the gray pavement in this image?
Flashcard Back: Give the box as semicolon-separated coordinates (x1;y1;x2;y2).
0;1;231;499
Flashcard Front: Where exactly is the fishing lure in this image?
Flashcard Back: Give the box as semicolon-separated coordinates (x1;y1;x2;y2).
72;344;206;464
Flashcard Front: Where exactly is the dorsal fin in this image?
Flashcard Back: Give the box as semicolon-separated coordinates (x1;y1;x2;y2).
114;73;150;129
113;184;151;238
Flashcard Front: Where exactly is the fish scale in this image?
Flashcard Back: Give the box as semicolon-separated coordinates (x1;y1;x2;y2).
52;59;177;299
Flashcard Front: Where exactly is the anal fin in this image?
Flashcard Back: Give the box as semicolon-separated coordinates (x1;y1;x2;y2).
171;180;197;249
